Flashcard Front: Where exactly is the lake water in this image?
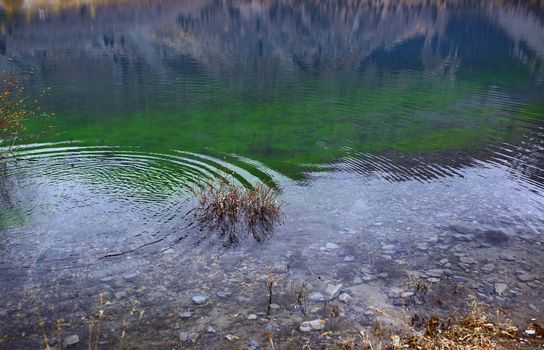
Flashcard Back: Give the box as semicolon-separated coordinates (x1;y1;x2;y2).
0;1;543;349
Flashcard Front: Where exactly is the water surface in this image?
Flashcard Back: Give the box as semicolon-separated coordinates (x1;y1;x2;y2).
0;1;543;348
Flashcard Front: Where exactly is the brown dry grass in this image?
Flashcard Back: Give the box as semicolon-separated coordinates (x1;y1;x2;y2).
401;304;518;350
192;181;282;243
336;302;537;350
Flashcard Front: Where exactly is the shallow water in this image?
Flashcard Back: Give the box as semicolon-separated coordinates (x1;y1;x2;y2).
0;0;543;349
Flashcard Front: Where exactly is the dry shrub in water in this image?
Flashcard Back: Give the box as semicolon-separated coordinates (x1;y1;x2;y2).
192;181;282;243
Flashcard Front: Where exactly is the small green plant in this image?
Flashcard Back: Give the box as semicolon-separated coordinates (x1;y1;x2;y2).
192;181;283;243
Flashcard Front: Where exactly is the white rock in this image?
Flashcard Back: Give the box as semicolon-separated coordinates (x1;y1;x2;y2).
460;257;476;264
499;252;516;261
177;311;192;319
309;292;325;303
438;258;449;265
481;263;495;272
325;243;340;250
352;277;363;284
216;291;231;299
388;288;403;298
517;273;535;282
325;283;343;300
299;319;325;332
63;335;79;348
494;283;507;295
339;293;352;303
192;295;208;304
225;334;240;341
427;269;444;278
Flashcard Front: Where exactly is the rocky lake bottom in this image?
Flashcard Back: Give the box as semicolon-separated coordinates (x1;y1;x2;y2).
0;165;543;349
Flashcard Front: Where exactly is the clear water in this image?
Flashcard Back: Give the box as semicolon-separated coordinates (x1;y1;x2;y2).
0;1;543;348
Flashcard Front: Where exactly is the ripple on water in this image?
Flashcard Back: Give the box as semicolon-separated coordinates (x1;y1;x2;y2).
0;142;284;250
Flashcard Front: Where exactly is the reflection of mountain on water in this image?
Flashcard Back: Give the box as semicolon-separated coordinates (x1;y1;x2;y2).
0;0;543;75
0;0;542;187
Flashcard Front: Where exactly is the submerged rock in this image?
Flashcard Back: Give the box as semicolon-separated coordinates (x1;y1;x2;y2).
299;319;325;332
177;311;192;319
438;258;449;266
460;257;476;264
339;293;352;303
63;335;79;348
122;272;139;280
216;291;231;299
494;283;508;294
269;303;280;310
272;263;289;274
248;339;260;350
179;332;190;342
499;252;516;261
114;291;127;299
179;331;199;343
450;223;478;235
324;243;340;250
325;283;343;300
477;230;509;245
481;263;495;273
388;288;413;298
427;269;444;278
517;273;535;282
192;295;208;304
528;304;540;313
309;292;325;303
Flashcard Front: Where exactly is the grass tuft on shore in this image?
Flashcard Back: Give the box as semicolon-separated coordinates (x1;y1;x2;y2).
402;303;518;350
